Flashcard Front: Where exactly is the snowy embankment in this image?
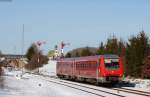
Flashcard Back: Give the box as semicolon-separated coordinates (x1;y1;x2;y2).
3;68;22;77
0;69;100;97
124;78;150;92
2;60;57;77
39;60;56;76
1;74;98;97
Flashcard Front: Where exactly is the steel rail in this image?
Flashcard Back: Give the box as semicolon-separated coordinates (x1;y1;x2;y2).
37;74;125;97
112;88;150;97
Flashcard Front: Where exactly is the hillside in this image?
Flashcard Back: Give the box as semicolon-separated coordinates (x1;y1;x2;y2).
65;47;98;57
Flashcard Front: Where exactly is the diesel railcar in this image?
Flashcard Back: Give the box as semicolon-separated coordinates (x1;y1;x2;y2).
56;55;124;83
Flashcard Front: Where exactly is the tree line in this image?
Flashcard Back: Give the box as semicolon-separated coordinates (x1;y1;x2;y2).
65;31;150;78
1;31;149;78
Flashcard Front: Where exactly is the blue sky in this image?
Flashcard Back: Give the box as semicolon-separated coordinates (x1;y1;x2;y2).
0;0;150;54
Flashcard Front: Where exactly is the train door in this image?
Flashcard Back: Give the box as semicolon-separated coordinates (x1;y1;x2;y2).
96;58;100;82
72;59;76;77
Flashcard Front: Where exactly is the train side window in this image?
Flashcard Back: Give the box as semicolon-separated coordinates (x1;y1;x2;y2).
76;63;77;68
94;64;95;68
79;64;81;69
76;64;78;68
87;64;89;68
94;64;96;68
92;64;94;69
87;64;89;69
82;64;84;69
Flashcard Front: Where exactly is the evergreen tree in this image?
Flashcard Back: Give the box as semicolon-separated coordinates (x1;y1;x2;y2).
118;39;126;56
96;37;126;55
106;36;118;54
125;31;150;77
96;42;105;55
105;36;126;55
26;43;37;61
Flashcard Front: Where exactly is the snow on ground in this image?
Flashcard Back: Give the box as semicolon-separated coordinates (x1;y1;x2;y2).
123;78;150;92
39;60;56;76
0;61;101;97
0;72;99;97
3;68;22;77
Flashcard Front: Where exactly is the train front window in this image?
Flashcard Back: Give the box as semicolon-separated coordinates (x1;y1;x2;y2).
104;59;119;69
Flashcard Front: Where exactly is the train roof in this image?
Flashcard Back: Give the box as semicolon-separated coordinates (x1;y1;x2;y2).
57;54;119;62
104;54;119;59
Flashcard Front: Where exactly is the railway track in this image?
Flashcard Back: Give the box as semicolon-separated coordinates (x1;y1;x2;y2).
113;87;150;97
30;73;149;97
56;78;149;97
36;74;124;97
43;78;120;97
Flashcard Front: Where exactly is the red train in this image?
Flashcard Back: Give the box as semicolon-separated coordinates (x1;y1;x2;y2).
56;55;124;84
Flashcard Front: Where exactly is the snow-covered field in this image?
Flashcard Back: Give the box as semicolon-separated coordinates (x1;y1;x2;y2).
39;60;56;77
0;72;100;97
1;60;100;97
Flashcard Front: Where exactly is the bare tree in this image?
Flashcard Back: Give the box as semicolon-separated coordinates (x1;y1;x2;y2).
25;43;48;70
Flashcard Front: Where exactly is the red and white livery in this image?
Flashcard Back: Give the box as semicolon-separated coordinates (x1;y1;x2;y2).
56;55;124;83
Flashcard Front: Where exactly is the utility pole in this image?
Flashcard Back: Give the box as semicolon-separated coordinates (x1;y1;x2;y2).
22;24;24;55
14;45;16;54
21;24;24;76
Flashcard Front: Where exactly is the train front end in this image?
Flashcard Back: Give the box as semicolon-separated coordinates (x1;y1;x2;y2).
98;55;124;83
